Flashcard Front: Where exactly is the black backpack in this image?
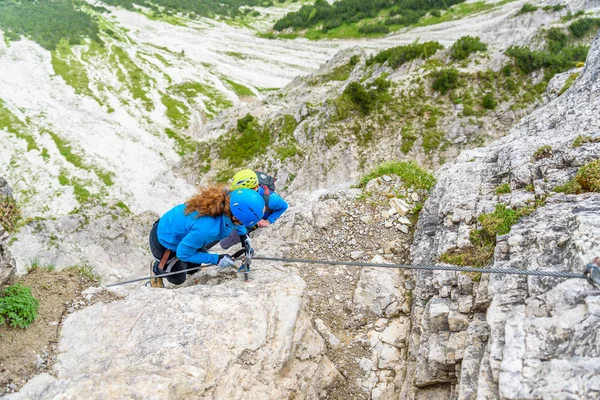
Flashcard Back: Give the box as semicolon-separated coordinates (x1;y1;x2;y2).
255;171;276;212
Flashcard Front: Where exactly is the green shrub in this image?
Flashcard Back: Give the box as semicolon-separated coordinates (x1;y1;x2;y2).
0;195;21;233
481;93;497;109
349;55;360;66
0;284;39;329
431;68;459;94
344;82;375;114
450;36;487;60
220;114;271;167
546;27;568;52
358;24;390;34
368;41;444;69
357;161;436;191
568;18;600;38
518;3;538;14
505;45;589;75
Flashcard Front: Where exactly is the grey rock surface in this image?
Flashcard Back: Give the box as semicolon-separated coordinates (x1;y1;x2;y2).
6;265;338;399
404;31;600;399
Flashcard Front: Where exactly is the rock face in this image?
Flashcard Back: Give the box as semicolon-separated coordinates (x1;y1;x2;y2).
403;32;600;399
7;265;338;399
9;207;157;282
0;178;16;285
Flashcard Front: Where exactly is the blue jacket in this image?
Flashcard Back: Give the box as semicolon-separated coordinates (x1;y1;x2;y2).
157;204;243;264
257;186;288;224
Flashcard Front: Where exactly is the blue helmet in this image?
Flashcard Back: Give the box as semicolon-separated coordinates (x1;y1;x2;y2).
229;188;265;226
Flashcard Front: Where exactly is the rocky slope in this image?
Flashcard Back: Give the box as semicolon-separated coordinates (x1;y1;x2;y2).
2;2;600;400
403;31;600;399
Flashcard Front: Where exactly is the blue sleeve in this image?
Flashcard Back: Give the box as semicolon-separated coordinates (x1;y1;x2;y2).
176;226;220;265
236;224;248;235
266;194;288;224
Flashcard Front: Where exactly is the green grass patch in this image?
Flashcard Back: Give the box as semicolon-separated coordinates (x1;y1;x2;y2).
559;72;580;95
110;46;154;111
554;160;600;194
47;131;114;186
51;39;95;99
322;62;354;81
218;114;270;167
161;93;190;130
532;145;552;161
495;183;511;195
357;161;435;191
169;81;233;117
0;98;38;152
0;284;39;329
222;78;254;97
0;195;22;233
165;128;196;156
64;262;101;282
572;135;600;148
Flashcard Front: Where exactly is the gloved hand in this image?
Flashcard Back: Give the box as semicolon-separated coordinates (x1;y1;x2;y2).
239;234;254;257
216;254;236;271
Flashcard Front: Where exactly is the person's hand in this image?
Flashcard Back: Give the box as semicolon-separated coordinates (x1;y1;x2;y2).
257;219;270;228
217;254;236;270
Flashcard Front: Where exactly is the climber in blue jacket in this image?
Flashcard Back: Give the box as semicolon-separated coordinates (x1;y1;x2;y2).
148;185;265;287
219;169;289;249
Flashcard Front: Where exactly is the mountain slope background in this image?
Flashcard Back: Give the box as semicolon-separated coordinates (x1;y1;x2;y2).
1;0;600;398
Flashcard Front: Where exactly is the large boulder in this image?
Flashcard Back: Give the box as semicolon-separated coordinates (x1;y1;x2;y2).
7;265;338;399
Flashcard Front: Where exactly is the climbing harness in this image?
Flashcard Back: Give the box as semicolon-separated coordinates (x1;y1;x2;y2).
106;254;600;288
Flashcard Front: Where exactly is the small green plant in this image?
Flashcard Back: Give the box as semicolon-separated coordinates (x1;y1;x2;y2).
450;36;487;60
357;161;436;191
525;183;535;192
518;3;538;15
559;72;579;95
572;135;600;148
431;68;459;94
481;93;497;110
65;263;101;282
0;195;21;233
0;284;39;329
27;259;56;273
495;183;511;194
532;145;553;161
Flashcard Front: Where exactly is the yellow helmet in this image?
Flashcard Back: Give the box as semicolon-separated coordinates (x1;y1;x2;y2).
230;169;258;190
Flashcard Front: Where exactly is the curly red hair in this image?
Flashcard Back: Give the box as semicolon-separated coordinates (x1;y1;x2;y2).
184;184;231;217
